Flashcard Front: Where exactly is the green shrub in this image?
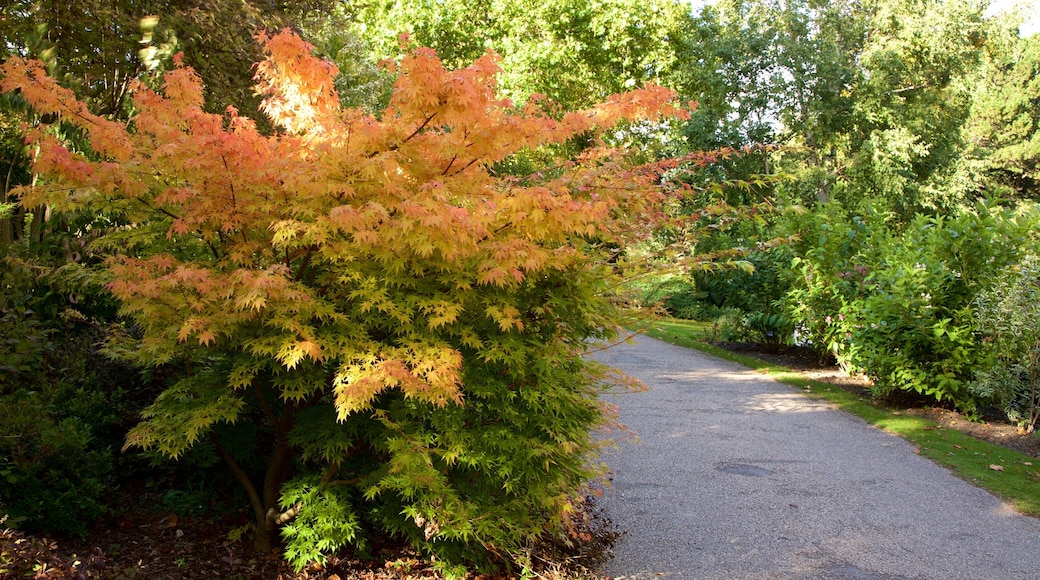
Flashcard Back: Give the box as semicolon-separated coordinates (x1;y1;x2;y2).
852;202;1038;412
782;200;1040;413
742;311;795;353
711;307;748;342
972;255;1040;432
0;407;112;537
630;275;703;319
0;255;150;537
692;248;793;314
780;201;878;368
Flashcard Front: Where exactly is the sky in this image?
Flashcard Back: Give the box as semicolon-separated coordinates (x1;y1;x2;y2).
688;0;1040;37
987;0;1040;36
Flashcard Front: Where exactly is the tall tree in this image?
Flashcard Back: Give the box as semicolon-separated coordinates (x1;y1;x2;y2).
673;0;864;202
844;0;991;217
354;0;690;109
675;0;1002;217
964;33;1040;199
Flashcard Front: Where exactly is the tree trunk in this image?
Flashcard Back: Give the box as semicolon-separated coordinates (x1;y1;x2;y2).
253;428;293;554
214;433;293;555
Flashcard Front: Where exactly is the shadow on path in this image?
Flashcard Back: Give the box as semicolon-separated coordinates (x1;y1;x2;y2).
594;335;1040;580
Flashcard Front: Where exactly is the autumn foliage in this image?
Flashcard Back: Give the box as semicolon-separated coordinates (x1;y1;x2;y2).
1;30;682;571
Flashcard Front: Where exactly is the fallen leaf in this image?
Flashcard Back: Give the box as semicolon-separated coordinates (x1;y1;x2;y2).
989;464;1005;472
953;444;963;449
1025;462;1033;466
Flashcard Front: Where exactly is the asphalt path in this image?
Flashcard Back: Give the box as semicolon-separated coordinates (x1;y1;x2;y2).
593;335;1040;580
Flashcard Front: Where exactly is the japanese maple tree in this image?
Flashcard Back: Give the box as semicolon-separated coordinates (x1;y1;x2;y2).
1;30;683;570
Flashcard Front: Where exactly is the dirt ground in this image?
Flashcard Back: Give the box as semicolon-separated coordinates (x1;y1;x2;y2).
25;341;1040;579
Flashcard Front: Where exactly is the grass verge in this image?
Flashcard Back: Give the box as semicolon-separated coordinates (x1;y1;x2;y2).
641;318;1040;517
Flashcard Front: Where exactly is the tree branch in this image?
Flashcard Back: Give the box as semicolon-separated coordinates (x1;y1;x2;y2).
326;477;363;487
268;503;302;526
374;112;437;158
320;461;340;485
449;156;484;177
214;436;265;527
251;380;279;426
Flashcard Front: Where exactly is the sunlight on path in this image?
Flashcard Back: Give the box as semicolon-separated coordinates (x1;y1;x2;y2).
595;335;1040;580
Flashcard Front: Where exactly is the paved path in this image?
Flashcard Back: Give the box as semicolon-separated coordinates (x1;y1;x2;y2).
593;335;1040;579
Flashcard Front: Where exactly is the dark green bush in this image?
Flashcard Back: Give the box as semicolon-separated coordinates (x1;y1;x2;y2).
0;254;152;537
632;275;703;319
692;248;793;314
851;202;1038;412
742;311;794;353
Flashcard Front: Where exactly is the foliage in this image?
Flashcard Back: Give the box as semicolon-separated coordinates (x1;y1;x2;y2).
1;1;341;116
780;201;879;367
741;311;794;354
1;1;358;247
354;0;689;110
838;0;989;215
0;518;106;579
973;255;1040;433
0;30;683;570
296;4;392;111
676;0;861;156
965;33;1040;199
628;275;702;319
780;200;1040;412
850;202;1038;412
676;0;1018;217
674;0;865;207
0;254;150;537
690;248;791;314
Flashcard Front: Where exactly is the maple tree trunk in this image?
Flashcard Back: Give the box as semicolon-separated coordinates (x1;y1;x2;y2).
215;432;294;554
255;421;294;553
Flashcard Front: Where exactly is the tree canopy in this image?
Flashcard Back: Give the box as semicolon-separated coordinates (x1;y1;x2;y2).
354;0;690;109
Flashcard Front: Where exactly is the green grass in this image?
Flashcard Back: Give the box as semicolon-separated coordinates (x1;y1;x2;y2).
640;318;1040;517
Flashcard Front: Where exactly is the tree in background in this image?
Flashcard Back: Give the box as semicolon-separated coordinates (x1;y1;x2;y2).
843;0;992;218
1;29;683;571
354;0;690;110
672;0;1018;217
964;33;1040;200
